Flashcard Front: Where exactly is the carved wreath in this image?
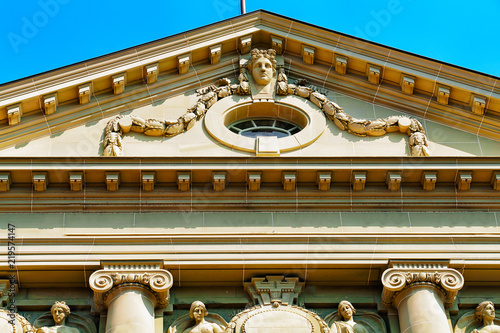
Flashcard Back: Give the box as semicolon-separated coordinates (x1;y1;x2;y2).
103;49;429;157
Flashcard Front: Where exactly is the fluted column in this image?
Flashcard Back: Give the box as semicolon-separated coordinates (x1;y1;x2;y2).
89;261;173;333
381;261;464;333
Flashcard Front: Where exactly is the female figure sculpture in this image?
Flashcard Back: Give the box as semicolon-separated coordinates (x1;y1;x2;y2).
330;301;368;333
36;301;79;333
182;301;225;333
472;301;500;333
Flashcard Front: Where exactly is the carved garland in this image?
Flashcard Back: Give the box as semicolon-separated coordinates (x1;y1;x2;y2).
102;51;430;157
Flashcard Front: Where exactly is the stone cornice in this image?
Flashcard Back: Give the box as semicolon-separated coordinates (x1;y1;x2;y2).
89;261;173;311
381;261;464;308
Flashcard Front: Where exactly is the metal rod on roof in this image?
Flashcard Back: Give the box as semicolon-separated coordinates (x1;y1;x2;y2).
241;0;246;14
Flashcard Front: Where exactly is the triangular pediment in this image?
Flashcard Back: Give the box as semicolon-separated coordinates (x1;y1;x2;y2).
0;10;499;159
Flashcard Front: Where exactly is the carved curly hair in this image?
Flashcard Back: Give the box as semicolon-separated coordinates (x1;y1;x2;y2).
475;301;495;322
51;301;70;316
247;49;277;75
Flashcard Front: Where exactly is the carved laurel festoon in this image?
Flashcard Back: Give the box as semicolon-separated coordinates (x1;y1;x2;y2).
381;263;464;308
102;49;430;157
89;268;173;311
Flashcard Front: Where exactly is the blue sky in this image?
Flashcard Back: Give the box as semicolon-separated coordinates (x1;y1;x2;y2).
1;0;499;85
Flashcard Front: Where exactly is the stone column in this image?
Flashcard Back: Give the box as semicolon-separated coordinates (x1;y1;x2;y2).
381;261;464;333
89;261;173;333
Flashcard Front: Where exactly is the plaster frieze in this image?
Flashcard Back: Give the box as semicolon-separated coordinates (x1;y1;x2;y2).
89;262;173;311
381;261;464;308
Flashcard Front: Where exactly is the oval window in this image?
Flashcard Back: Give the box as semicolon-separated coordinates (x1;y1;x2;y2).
227;118;302;138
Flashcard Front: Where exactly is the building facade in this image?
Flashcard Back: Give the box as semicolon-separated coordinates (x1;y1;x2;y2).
1;10;500;333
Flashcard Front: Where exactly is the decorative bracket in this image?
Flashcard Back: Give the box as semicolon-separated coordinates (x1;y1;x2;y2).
178;54;190;74
69;172;83;192
302;45;315;65
381;261;464;308
33;172;48;192
42;93;57;115
145;63;159;84
271;36;284;54
400;75;415;95
7;103;22;126
352;171;366;191
386;172;401;191
105;171;120;191
244;276;304;306
282;172;297;191
239;35;252;54
212;172;226;191
470;94;487;115
456;171;472;191
367;64;381;84
112;73;127;95
89;261;173;311
335;55;347;75
0;172;12;192
209;44;221;65
421;171;437;191
78;82;92;104
436;85;450;105
248;172;262;191
142;172;156;191
317;172;332;191
177;172;190;191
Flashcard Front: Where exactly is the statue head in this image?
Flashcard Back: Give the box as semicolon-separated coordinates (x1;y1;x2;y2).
338;300;356;321
475;301;496;323
247;49;277;85
51;301;70;325
189;301;208;323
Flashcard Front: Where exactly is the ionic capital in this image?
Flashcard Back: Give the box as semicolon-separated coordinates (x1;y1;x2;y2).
89;261;173;311
381;261;464;308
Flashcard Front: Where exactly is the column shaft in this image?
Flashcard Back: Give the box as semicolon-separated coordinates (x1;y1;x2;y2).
105;285;156;333
394;285;450;333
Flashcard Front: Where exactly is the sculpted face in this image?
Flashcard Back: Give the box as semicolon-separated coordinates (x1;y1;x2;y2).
52;306;66;325
339;303;353;321
252;57;273;85
192;305;206;323
482;303;496;321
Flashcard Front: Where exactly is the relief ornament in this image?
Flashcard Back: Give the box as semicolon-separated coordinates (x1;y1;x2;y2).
167;301;227;333
102;49;429;157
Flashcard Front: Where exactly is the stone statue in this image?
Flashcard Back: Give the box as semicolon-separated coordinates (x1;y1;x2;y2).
36;301;79;333
167;301;227;333
472;301;500;333
330;301;368;333
247;48;276;86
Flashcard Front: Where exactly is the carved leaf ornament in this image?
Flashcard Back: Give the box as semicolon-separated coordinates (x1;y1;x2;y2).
103;49;429;157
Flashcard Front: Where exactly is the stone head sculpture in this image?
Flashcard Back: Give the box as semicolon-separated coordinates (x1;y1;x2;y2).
247;49;277;85
51;301;70;325
338;300;356;321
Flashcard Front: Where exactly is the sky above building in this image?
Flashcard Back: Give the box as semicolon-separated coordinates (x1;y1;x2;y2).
1;0;499;85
